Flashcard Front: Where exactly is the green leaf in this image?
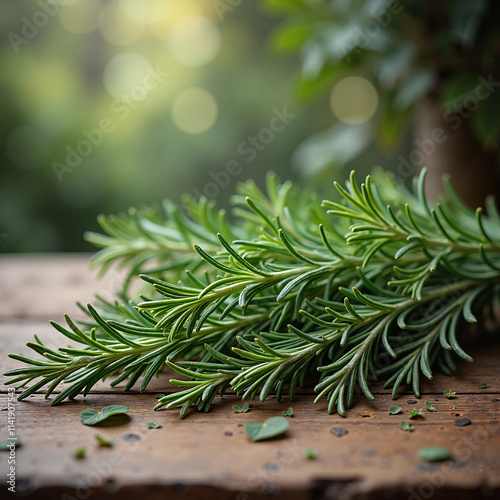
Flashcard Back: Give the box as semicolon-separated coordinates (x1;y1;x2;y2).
393;69;436;111
155;394;166;399
374;44;416;89
80;405;130;426
245;416;289;442
443;390;456;399
477;382;490;389
283;407;294;417
147;422;162;429
440;73;481;111
301;448;318;459
233;402;250;413
472;90;500;149
94;434;114;446
73;447;86;459
418;446;451;462
388;405;402;415
400;421;415;432
269;18;319;54
425;401;437;412
302;43;328;80
409;408;424;419
292;122;374;176
292;62;344;102
449;0;487;47
377;92;412;150
261;0;312;15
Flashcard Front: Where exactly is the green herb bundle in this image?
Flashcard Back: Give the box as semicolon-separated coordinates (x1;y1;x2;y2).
4;170;500;417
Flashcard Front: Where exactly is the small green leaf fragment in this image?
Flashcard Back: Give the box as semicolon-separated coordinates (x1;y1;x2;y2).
419;446;451;462
155;394;166;399
95;434;114;446
233;402;249;413
245;416;289;442
283;407;294;417
81;405;130;426
425;401;437;412
478;383;490;389
301;448;318;459
443;390;456;399
73;447;86;459
389;405;402;415
147;422;162;429
409;408;424;419
400;421;415;432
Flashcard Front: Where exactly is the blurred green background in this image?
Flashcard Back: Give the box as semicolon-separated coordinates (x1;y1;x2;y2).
2;0;500;252
0;0;415;252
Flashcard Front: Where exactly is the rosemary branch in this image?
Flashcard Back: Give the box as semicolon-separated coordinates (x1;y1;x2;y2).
4;169;500;417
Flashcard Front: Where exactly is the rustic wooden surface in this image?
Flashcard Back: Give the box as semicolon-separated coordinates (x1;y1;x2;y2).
0;254;499;499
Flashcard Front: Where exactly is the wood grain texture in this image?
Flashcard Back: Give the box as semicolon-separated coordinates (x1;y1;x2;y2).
0;253;123;320
0;254;499;500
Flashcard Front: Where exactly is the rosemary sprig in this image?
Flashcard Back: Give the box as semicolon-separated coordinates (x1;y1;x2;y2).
4;170;500;417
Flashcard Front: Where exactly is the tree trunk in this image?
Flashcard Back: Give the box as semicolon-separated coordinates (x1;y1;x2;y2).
414;96;500;210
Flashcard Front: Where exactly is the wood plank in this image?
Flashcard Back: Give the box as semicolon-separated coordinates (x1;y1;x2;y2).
1;255;499;499
0;254;124;321
1;391;499;499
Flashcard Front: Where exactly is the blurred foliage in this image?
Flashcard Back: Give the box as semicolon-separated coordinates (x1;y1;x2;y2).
0;0;334;252
263;0;500;173
2;0;499;253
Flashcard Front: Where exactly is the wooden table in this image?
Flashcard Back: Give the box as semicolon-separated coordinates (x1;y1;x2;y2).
1;254;499;499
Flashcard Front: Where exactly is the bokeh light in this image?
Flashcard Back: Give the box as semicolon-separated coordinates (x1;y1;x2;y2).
172;87;218;135
168;16;221;67
149;1;203;41
119;0;175;25
58;0;100;35
103;53;153;100
99;0;144;46
330;76;378;125
1;0;307;252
